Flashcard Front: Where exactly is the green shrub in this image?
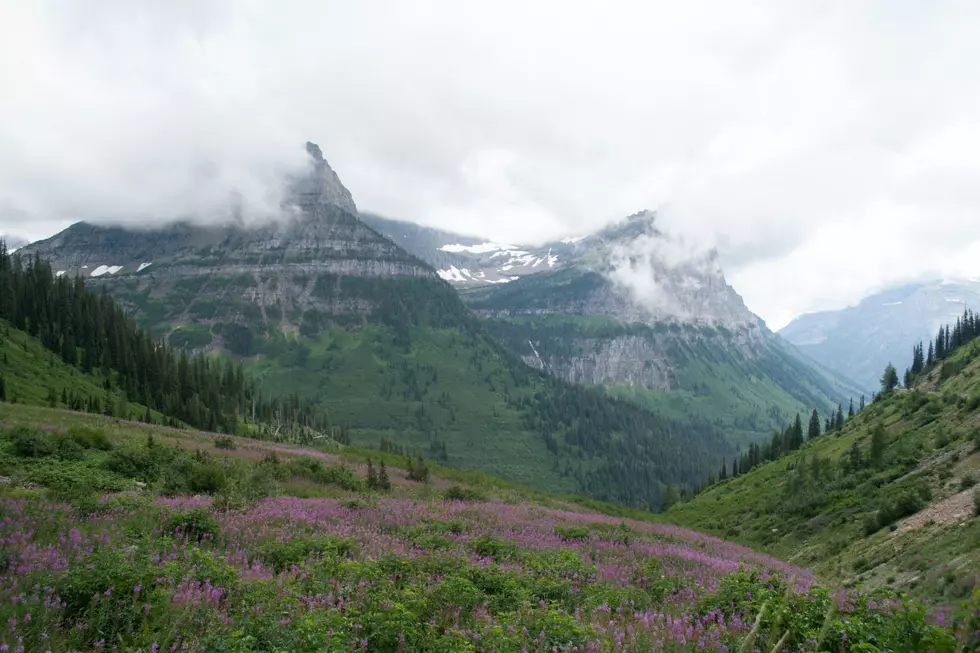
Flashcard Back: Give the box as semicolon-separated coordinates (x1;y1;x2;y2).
213;435;236;450
974;488;980;517
67;425;113;450
468;534;517;560
10;427;58;457
258;536;356;573
443;485;484;501
188;462;228;494
960;473;977;491
554;524;590;541
56;435;86;461
163;508;221;542
104;445;171;481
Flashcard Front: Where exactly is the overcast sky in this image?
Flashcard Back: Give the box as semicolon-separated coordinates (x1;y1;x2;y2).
2;1;980;329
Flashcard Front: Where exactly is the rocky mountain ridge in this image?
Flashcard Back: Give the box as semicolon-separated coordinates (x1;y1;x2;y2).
365;210;761;331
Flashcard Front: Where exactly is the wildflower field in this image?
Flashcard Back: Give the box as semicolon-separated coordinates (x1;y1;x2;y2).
0;405;977;652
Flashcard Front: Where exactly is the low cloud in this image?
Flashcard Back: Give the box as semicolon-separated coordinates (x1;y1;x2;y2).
605;227;722;322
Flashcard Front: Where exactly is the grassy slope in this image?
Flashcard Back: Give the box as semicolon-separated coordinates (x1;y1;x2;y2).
0;321;169;423
667;341;980;604
0;321;125;411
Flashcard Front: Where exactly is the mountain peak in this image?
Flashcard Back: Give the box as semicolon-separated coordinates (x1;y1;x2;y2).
305;141;325;162
288;141;357;215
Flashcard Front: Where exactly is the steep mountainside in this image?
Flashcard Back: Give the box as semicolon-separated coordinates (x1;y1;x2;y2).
452;213;862;447
668;336;980;605
17;145;729;509
780;280;980;392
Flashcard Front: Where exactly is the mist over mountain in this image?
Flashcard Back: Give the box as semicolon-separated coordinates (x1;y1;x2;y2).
780;279;980;392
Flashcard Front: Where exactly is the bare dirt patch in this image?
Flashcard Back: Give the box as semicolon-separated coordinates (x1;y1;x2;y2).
893;488;975;535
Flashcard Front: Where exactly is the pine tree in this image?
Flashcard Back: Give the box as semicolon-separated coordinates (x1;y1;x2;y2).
367;459;378;489
732;457;739;477
859;395;865;411
378;461;391;491
791;413;804;450
847;398;854;418
880;363;899;394
660;485;679;512
870;424;886;469
807;409;821;441
0;374;5;402
834;404;844;431
719;461;728;480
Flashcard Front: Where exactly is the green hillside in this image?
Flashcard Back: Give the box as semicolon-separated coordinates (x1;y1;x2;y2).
476;313;861;448
667;339;980;605
0;320;114;409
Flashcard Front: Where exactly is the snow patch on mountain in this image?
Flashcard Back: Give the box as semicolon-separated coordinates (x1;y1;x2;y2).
137;262;153;272
90;265;123;277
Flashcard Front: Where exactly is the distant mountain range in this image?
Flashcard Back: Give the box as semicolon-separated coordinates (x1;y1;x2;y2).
780;280;980;392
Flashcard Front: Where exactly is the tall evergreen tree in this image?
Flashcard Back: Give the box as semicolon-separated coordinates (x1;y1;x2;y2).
859;395;865;411
0;374;5;402
378;461;392;491
870;424;886;469
880;363;899;394
807;409;821;441
791;413;804;450
847;398;855;418
367;459;378;489
834;404;844;431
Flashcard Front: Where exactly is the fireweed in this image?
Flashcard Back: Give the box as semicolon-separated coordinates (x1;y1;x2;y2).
0;494;976;652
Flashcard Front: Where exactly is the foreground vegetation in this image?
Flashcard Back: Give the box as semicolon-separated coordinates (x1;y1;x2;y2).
0;403;976;651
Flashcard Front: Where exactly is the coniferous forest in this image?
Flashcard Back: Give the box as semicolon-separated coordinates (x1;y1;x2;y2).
0;242;326;436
